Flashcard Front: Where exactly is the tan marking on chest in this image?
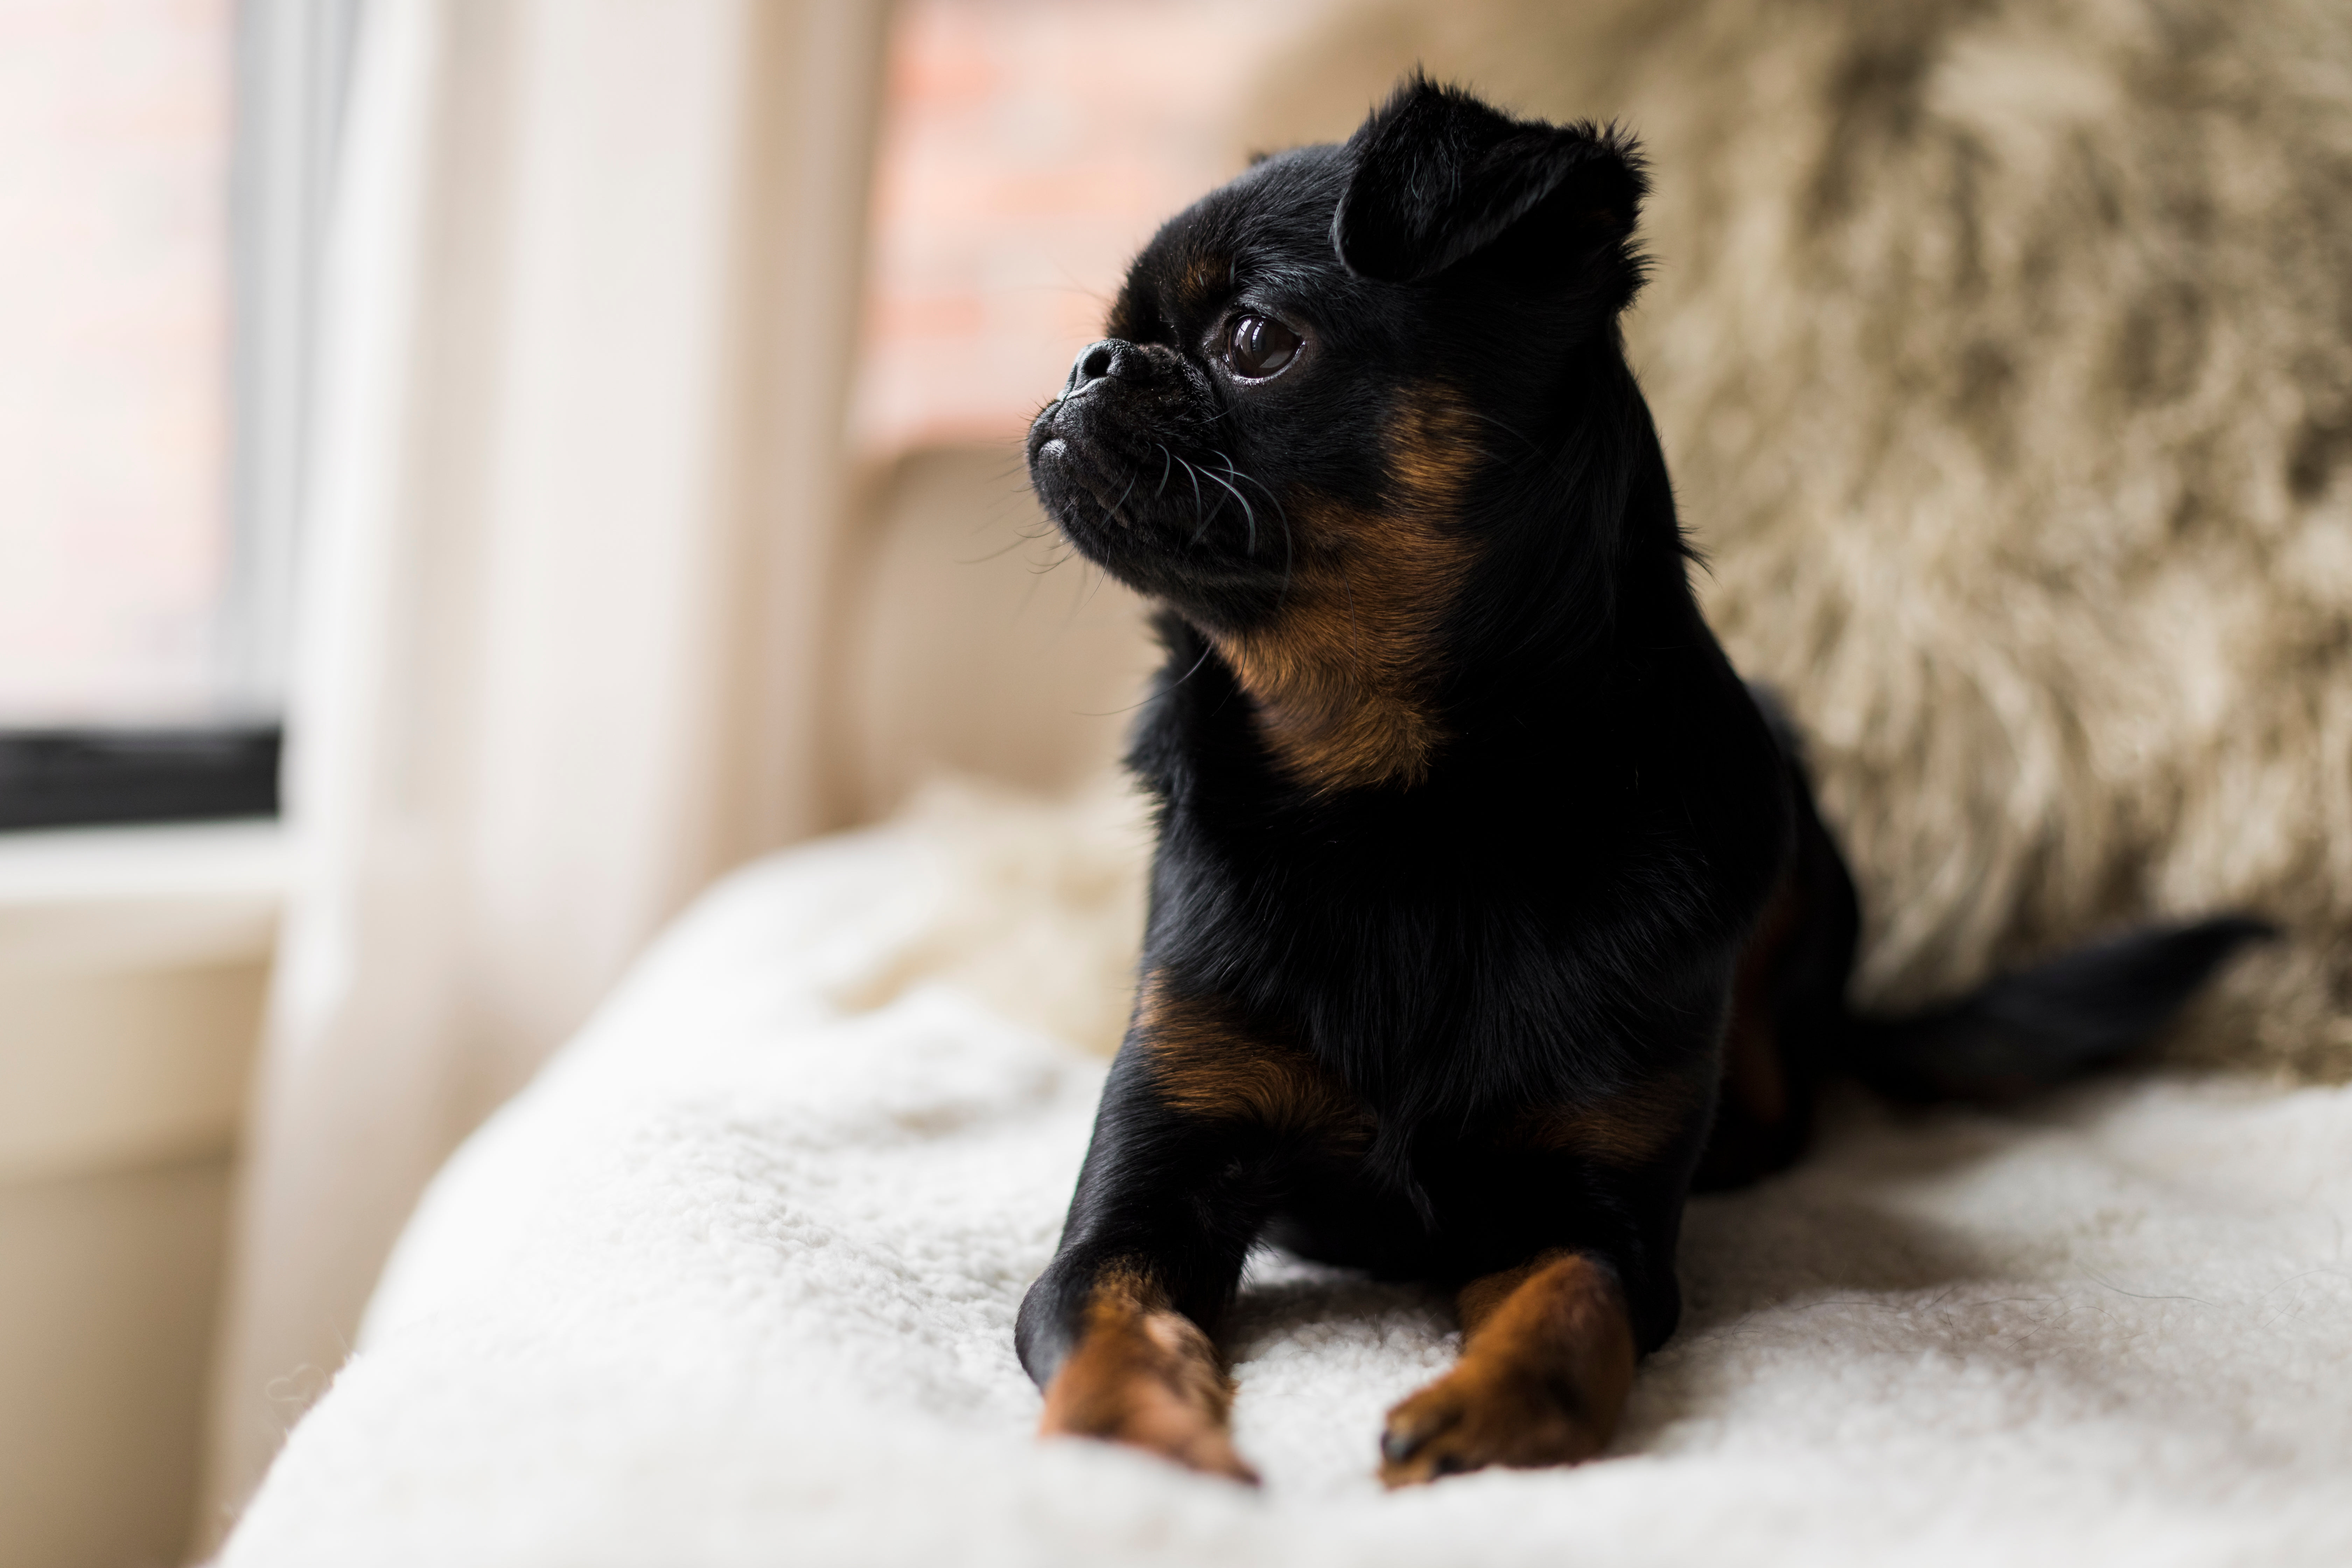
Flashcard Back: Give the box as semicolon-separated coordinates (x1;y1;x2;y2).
1207;389;1479;793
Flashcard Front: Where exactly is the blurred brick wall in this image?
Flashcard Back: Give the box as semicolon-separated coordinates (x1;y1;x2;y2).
0;0;230;723
852;0;1335;457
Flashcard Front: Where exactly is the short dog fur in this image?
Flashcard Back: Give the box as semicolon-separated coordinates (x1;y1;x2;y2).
1015;78;2263;1488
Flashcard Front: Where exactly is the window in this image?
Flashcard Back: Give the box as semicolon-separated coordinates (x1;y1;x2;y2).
0;0;360;830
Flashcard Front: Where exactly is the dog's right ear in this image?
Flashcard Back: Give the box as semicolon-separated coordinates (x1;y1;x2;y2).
1333;75;1646;288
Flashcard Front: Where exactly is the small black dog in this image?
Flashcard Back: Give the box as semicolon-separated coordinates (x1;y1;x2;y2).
1014;77;2264;1488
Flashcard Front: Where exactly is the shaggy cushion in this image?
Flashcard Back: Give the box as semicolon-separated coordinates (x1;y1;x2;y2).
1241;0;2352;1079
218;789;2352;1566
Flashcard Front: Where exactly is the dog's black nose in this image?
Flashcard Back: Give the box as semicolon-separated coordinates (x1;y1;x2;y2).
1065;338;1135;396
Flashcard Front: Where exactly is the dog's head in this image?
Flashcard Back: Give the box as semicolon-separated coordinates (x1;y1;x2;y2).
1027;78;1653;792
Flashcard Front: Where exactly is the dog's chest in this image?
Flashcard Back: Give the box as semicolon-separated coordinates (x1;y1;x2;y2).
1156;806;1659;1106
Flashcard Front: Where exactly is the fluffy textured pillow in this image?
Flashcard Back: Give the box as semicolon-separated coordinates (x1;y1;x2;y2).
1242;0;2352;1079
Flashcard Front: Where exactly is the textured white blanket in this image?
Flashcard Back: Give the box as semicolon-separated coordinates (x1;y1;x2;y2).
223;788;2352;1567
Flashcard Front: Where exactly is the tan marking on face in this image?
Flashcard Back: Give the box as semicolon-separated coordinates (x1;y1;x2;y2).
1380;1251;1638;1486
1135;970;1372;1145
1037;1260;1255;1483
1180;254;1229;313
1513;1069;1708;1168
1207;387;1480;793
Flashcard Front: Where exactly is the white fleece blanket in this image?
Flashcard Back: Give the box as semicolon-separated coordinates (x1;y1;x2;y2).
223;786;2352;1567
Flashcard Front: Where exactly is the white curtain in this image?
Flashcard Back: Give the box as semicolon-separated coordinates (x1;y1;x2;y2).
200;0;889;1536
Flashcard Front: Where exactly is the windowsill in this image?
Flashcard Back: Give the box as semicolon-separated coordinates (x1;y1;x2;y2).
0;818;289;1183
0;817;288;972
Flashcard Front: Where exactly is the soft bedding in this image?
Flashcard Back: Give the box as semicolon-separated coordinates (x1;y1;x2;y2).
221;785;2352;1567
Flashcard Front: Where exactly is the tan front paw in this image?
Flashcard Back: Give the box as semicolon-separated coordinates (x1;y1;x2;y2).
1039;1301;1259;1485
1040;1368;1259;1484
1377;1358;1611;1488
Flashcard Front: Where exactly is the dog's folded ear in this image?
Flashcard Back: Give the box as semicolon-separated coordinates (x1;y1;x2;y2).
1333;75;1646;288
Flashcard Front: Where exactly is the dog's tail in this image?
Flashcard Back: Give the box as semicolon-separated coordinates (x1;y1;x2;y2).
1838;916;2276;1104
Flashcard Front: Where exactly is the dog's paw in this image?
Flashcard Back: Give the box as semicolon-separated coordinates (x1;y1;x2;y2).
1377;1357;1610;1488
1039;1307;1260;1485
1042;1371;1261;1484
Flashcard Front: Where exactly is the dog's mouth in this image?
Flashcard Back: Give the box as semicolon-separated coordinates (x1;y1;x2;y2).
1027;355;1294;611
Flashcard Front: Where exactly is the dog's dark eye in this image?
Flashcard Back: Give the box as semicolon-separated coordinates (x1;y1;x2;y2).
1223;314;1300;379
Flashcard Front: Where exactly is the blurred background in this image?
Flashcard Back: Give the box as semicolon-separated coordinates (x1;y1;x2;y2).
1;3;1328;1562
5;0;2349;1563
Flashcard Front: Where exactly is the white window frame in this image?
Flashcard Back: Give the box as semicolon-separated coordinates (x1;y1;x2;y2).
224;0;369;714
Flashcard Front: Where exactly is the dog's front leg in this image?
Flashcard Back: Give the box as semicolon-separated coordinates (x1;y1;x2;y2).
1016;1037;1280;1483
1377;1250;1640;1487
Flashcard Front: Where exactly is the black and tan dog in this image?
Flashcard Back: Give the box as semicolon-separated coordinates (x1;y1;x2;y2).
1014;77;2264;1489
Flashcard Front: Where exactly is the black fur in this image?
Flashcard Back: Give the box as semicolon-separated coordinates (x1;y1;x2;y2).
1843;915;2277;1104
1012;78;2269;1461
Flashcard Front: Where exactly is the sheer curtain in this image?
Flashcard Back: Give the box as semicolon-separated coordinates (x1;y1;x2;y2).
201;0;888;1534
